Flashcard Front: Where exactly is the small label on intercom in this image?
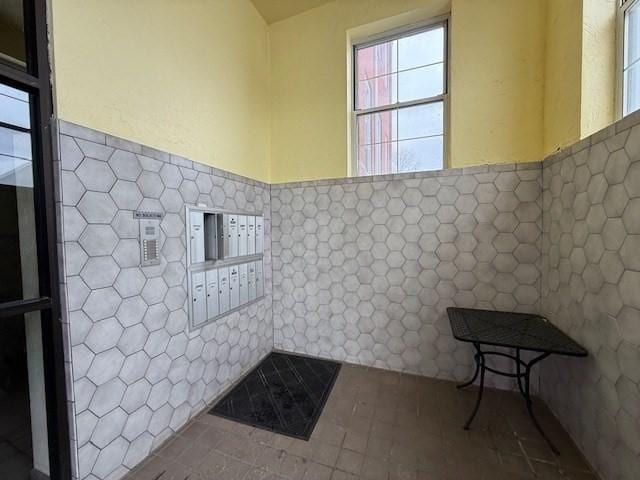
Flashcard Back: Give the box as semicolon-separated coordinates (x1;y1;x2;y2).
134;211;163;219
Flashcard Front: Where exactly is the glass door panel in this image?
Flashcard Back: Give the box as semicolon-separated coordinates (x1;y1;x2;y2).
0;81;39;304
0;312;49;479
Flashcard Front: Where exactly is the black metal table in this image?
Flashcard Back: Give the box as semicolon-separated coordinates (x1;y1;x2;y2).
447;307;588;454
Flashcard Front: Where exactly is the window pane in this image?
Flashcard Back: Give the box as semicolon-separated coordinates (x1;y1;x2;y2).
398;136;443;173
626;2;640;67
358;142;397;176
0;127;32;162
356;74;397;110
0;1;27;69
355;22;446;110
356;102;444;175
624;61;640;116
398;63;444;102
357;109;397;145
356;40;396;80
398;26;444;71
398;102;443;140
0;85;30;129
0;83;39;304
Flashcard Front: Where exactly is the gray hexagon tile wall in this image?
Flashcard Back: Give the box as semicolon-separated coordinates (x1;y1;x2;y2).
270;164;543;384
54;121;273;480
54;112;640;480
540;121;640;480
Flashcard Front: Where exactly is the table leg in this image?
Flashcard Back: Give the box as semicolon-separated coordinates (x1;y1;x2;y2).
521;353;558;454
463;344;485;430
457;344;481;390
516;349;526;396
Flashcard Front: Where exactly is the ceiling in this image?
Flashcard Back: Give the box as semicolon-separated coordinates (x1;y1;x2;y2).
251;0;335;24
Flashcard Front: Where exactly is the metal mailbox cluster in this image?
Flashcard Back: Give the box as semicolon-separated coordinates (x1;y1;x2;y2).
186;207;264;330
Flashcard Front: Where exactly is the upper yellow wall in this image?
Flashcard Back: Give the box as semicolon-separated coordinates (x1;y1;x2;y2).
543;0;583;154
50;0;620;185
450;0;546;168
581;0;616;139
269;0;548;183
270;0;451;183
541;0;617;153
51;0;271;182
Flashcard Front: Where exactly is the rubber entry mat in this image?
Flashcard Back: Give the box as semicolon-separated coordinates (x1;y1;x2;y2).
209;352;341;440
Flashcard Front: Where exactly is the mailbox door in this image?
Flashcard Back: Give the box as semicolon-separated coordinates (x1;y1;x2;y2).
247;216;256;255
189;211;205;264
239;263;249;305
191;272;207;327
226;215;238;258
237;215;247;256
218;267;230;314
255;216;264;253
255;260;264;298
205;269;219;319
229;265;240;309
248;262;256;301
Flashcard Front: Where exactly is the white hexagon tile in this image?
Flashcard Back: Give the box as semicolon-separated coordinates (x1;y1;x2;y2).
53;115;640;480
270;164;543;388
55;120;273;480
540;122;640;480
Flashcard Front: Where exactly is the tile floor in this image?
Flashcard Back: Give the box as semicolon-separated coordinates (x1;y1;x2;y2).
125;363;597;480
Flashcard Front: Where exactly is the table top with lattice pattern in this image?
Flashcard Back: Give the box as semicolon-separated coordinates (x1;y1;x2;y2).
447;308;588;356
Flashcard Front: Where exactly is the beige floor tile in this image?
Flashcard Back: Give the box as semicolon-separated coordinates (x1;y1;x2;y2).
303;462;333;480
330;469;358;480
361;455;390;480
335;449;364;475
342;430;367;454
280;452;310;480
243;467;288;480
123;363;595;480
310;439;340;467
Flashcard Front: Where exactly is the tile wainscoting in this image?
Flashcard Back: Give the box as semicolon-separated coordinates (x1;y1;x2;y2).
540;119;640;480
54;120;274;480
270;164;543;387
52;110;640;480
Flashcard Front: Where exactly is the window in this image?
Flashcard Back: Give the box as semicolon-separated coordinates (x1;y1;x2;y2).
353;20;448;176
620;0;640;116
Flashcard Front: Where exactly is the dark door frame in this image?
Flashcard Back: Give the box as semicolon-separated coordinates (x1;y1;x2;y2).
0;1;71;478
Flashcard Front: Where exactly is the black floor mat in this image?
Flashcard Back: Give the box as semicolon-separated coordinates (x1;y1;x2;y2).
209;352;341;440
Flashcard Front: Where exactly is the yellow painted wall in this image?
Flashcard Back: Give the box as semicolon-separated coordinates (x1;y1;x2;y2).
543;0;583;154
270;0;450;183
581;0;617;139
269;0;548;182
50;0;271;182
450;0;546;168
50;0;620;184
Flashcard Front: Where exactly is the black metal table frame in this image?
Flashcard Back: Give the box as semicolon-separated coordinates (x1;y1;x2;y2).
457;343;558;453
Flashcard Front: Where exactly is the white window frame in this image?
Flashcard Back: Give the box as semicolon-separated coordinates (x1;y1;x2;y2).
350;16;450;177
617;0;640;118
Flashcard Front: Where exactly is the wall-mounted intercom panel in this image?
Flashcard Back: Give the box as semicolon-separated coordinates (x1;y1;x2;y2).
135;211;162;267
186;206;265;331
